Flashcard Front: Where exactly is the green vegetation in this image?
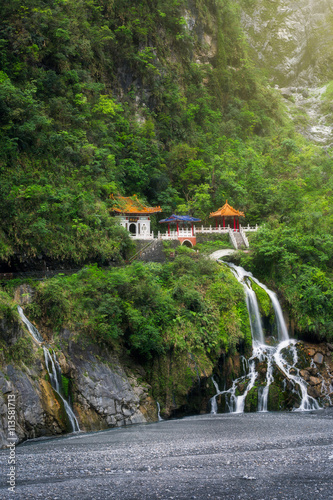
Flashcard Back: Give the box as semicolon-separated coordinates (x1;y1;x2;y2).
0;0;332;347
195;234;232;254
23;256;250;359
61;374;70;399
250;278;272;317
12;254;251;411
0;290;35;364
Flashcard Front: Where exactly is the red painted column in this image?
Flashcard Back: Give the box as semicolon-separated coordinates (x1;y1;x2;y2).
168;223;170;236
223;216;225;229
177;221;179;235
191;223;193;236
216;218;218;229
234;217;236;231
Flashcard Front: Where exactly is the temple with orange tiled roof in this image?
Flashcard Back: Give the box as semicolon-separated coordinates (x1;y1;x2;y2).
111;195;162;237
209;200;245;232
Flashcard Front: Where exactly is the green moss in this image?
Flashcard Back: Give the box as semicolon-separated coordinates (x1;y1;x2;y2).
250;278;272;317
267;384;285;411
61;375;70;399
244;385;258;412
7;336;34;365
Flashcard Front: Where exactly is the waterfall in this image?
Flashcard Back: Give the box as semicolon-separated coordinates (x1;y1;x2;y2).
211;263;322;413
210;377;220;414
156;402;163;421
18;306;80;432
18;306;44;343
43;347;80;432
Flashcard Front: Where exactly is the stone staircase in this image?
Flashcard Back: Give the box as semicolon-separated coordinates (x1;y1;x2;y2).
233;232;246;249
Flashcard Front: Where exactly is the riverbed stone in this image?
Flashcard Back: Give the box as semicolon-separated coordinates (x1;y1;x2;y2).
309;376;322;386
307;385;321;399
300;369;310;381
313;353;324;364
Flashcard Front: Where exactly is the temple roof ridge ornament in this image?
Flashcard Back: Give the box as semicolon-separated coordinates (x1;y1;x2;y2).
210;200;245;218
111;194;162;215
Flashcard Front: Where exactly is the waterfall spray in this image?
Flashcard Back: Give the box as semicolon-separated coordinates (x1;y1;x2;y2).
211;263;322;414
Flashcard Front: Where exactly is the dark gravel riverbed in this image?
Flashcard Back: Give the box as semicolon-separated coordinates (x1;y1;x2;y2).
1;410;333;500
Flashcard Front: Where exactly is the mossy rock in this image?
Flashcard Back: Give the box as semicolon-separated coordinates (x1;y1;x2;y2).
267;384;284;411
61;374;70;399
149;348;214;417
244;386;258;412
249;278;273;318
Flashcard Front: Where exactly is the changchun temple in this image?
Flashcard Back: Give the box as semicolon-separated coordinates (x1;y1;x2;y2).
111;195;257;249
111;195;162;237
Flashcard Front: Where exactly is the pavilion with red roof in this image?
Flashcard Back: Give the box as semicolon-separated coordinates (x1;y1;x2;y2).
209;200;245;232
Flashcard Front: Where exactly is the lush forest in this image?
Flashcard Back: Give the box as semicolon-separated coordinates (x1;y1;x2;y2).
0;0;332;352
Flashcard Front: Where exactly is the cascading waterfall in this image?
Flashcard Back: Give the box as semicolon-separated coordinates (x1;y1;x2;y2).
18;306;80;432
210;263;322;414
18;306;44;343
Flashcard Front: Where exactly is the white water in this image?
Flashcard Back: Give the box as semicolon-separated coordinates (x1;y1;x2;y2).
156;402;164;421
274;339;320;411
18;306;44;343
18;306;80;432
210;263;322;414
43;347;80;432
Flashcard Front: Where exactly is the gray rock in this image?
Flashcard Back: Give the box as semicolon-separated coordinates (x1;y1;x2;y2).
69;343;147;429
314;353;324;364
14;285;35;305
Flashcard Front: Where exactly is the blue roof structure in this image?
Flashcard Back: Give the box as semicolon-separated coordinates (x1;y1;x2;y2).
159;214;201;223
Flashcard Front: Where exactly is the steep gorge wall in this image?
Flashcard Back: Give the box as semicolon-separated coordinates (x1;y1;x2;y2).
240;0;333;86
239;0;333;145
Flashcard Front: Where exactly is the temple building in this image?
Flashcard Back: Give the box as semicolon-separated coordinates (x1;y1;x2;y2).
111;195;162;237
209;200;245;231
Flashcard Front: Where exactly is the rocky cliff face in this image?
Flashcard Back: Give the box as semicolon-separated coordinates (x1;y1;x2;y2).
239;0;333;146
1;297;332;448
0;306;157;448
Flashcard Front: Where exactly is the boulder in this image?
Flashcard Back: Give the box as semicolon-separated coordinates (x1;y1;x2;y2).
300;369;310;381
313;353;324;364
309;376;322;386
307;386;321;399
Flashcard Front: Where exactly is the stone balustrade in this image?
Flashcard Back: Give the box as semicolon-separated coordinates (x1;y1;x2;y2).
129;224;258;241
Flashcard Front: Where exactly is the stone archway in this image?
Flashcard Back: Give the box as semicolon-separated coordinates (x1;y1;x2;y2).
181;240;193;248
129;223;136;235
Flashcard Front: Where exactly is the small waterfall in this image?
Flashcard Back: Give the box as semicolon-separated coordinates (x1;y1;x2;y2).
210;376;220;414
18;306;44;343
250;277;289;342
227;264;264;344
18;306;80;432
257;347;274;412
43;347;80;432
274;340;320;411
211;263;323;413
156;402;163;421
